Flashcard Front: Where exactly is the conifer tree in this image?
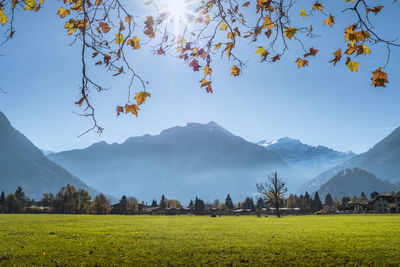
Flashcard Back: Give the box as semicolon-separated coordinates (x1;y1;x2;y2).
324;193;334;208
225;194;234;211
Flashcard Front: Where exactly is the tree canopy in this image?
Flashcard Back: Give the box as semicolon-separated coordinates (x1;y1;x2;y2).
0;0;398;133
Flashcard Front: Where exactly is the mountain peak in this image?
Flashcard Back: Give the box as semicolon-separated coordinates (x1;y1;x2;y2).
0;111;12;130
160;121;234;137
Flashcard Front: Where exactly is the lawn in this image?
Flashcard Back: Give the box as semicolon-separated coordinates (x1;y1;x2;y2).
0;214;399;266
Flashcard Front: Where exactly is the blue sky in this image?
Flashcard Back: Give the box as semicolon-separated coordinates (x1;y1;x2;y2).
0;0;399;154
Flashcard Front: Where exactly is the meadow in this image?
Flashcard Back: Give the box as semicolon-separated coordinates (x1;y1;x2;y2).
0;214;399;266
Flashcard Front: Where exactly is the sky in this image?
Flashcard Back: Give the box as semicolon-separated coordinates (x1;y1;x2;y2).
0;0;399;154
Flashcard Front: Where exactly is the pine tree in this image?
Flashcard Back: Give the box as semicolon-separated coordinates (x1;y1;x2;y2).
225;194;234;211
324;193;334;208
313;192;322;212
151;199;158;207
256;197;264;210
188;199;194;208
160;194;166;209
286;194;297;209
370;191;379;199
304;192;312;211
0;191;5;213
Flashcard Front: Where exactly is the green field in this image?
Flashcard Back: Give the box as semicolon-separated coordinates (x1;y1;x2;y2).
0;214;400;266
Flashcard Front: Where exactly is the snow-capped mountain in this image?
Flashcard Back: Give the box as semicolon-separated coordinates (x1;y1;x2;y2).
257;137;356;179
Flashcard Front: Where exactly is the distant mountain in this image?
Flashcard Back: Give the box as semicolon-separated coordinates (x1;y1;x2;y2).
304;127;400;193
0;111;99;200
41;149;54;156
317;168;398;200
48;122;302;202
258;137;355;179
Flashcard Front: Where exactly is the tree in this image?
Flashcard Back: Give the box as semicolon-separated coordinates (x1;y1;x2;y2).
341;196;351;205
6;194;18;213
286;194;297;209
188;199;194;209
151;199;158;207
256;197;265;210
324;193;334;208
160;194;166;209
40;193;56;208
256;172;287;218
243;197;255;210
194;197;205;215
1;0;397;132
113;195;128;214
225;194;234;211
15;186;26;210
54;184;79;214
312;192;322;212
93;193;111;215
76;189;92;214
212;199;220;209
0;191;6;213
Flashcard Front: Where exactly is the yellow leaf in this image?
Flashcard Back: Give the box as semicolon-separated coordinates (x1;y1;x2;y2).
230;65;240;76
0;9;8;26
371;67;389;87
227;32;235;39
204;15;210;25
125;104;140;116
357;44;371;55
127;36;140;50
219;22;228;31
199;78;211;88
313;3;323;11
24;0;37;11
203;65;213;76
295;58;308;68
134;91;150;105
324;15;334;27
262;15;274;30
300;9;307;19
346;57;360;72
115;33;124;44
284;27;297;39
57;8;70;18
213;43;222;50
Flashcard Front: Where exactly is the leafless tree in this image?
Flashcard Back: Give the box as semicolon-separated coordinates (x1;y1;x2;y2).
256;172;287;218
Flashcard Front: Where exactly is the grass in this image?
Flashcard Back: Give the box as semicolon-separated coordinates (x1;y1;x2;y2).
0;214;400;266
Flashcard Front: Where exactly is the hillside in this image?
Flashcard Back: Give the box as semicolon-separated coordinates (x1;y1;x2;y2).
48;122;301;202
0;111;99;199
317;168;398;200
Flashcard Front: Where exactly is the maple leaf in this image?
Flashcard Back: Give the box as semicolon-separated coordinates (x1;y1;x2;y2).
116;106;124;116
346;57;360;72
0;9;8;25
219;22;228;31
304;47;318;58
125;15;133;24
144;16;156;38
345;43;358;55
214;43;222;50
127;36;140;50
284;27;297;39
203;65;212;76
324;15;334;27
272;54;280;62
157;47;165;55
98;22;111;33
357;44;371;55
313;3;323;11
300;9;307;19
189;59;201;71
295;58;308;68
371;67;389;87
125;104;140;116
134;91;151;105
57;8;70;18
75;96;85;107
24;0;37;11
199;78;211;89
329;49;342;65
255;46;269;61
367;6;383;15
262;15;274;30
115;33;124;44
230;65;240;76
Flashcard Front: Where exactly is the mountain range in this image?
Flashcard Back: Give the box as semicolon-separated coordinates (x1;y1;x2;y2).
48;122;301;202
303;127;400;194
258;137;355;179
0;111;99;200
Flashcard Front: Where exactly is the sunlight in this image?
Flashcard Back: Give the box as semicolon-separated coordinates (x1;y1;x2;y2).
157;0;194;32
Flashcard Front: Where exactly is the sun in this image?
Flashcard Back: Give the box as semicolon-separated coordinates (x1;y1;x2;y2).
157;0;195;31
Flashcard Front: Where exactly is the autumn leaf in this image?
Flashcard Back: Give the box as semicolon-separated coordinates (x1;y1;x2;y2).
242;1;250;7
98;22;111;33
115;33;124;44
125;104;140;116
295;58;308;68
219;22;228;30
262;15;274;30
24;0;37;11
0;9;8;26
214;43;222;50
144;16;156;38
199;78;212;91
324;15;334;27
357;44;371;55
345;44;358;55
113;67;124;76
313;3;323;11
134;91;151;105
346;57;360;72
329;49;342;65
230;65;240;76
203;65;212;76
116;106;124;116
272;54;280;62
300;9;307;19
189;59;201;71
255;46;269;61
371;67;388;87
284;27;297;39
304;47;318;58
125;15;133;24
57;8;70;18
367;6;383;15
75;96;85;107
127;36;140;50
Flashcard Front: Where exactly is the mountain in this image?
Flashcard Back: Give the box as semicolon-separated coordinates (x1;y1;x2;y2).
258;137;355;179
316;168;398;200
0;111;99;200
304;127;400;193
41;149;54;156
48;122;301;202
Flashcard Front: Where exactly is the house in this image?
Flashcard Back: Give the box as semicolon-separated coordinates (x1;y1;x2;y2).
338;201;369;213
370;192;400;213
